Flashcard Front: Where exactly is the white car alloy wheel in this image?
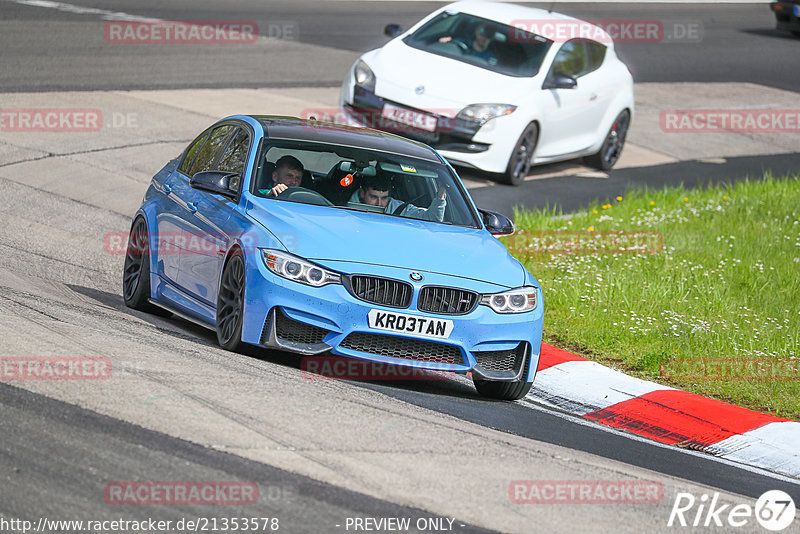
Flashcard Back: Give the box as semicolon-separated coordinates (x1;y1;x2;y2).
504;123;538;186
585;110;631;171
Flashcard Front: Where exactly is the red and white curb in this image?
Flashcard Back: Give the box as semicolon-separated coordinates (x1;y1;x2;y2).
530;344;800;479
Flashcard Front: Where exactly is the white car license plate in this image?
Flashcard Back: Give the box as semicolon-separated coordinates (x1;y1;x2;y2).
368;309;453;339
382;103;437;132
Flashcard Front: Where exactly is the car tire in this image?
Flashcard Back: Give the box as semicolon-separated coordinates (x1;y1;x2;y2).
472;354;533;401
216;249;246;352
501;122;538;186
122;217;170;316
585;110;630;171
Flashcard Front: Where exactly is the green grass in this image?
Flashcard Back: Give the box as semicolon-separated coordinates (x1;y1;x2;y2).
505;174;800;419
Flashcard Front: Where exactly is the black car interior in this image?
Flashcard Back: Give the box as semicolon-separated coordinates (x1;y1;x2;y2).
252;149;449;219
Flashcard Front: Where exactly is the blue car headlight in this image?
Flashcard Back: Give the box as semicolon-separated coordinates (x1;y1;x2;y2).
262;249;342;287
480;286;538;314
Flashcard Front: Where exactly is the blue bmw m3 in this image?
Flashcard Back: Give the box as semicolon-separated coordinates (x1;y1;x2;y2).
123;116;543;400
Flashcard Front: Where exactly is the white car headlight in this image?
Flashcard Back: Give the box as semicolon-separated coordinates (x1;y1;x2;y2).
480;286;537;313
353;60;376;93
456;104;517;125
262;250;341;287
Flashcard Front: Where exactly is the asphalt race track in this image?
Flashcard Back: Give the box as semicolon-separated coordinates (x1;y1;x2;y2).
1;1;800;533
2;1;799;92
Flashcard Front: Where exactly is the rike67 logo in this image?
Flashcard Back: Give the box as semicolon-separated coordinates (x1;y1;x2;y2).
668;490;796;531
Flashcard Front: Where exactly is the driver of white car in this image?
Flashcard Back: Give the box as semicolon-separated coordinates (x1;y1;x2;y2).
439;23;498;63
350;175;447;222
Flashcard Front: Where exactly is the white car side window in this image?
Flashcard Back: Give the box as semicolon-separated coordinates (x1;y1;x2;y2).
550;40;588;78
550;39;606;79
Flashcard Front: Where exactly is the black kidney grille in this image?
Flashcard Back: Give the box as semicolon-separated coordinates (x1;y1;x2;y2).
417;286;478;315
348;275;412;308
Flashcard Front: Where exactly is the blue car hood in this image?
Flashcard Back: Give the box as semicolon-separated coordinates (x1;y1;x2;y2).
247;199;525;288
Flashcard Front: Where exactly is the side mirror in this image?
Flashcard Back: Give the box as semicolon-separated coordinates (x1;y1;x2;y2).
190;170;239;199
384;24;403;38
543;74;577;90
479;209;515;237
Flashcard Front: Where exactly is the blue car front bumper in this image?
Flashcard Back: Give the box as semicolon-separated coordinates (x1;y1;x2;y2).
240;257;543;383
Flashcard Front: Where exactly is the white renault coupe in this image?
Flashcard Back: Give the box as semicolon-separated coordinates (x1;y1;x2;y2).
339;1;634;184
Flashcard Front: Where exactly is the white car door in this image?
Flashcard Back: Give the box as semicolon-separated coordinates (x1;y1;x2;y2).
536;39;611;158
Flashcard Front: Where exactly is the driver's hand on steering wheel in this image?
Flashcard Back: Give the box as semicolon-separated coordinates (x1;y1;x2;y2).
438;36;453;43
269;183;289;197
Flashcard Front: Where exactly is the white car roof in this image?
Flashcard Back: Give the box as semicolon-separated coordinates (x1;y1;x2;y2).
439;1;614;47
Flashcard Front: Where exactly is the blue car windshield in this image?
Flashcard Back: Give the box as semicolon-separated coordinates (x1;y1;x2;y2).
253;141;481;228
403;11;552;77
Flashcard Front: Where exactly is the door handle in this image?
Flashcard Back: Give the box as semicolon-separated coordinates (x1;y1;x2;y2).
164;183;173;194
590;93;598;101
188;202;198;213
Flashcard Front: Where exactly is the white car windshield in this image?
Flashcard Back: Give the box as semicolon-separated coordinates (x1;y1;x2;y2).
404;11;553;77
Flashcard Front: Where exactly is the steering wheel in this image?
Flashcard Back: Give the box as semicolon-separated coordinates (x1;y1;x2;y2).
453;39;470;54
276;186;333;206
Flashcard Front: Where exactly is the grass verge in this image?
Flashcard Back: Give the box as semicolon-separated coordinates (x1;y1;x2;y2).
505;173;800;419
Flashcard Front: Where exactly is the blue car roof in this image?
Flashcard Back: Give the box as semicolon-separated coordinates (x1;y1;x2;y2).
250;116;442;163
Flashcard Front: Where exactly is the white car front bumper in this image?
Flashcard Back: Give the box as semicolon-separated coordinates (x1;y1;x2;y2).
339;83;522;175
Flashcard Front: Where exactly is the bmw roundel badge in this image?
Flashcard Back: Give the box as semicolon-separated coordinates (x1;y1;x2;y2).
409;272;423;282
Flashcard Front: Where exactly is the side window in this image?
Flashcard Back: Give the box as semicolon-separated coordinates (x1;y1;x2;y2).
179;132;209;175
586;41;607;71
188;125;235;176
550;40;588;78
550;39;606;79
217;128;250;176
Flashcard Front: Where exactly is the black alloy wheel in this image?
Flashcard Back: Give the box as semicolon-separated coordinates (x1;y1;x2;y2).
502;122;539;186
586;110;630;171
216;251;246;351
122;217;168;315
